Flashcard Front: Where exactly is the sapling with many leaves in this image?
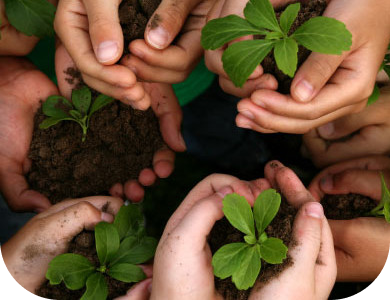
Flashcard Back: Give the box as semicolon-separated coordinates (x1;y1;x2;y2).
46;204;157;300
212;189;288;290
40;86;113;142
201;0;352;87
368;173;390;223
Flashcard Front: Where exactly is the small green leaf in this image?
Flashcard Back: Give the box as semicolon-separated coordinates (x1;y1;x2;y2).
72;86;92;114
80;273;108;300
291;17;352;54
39;117;73;129
4;0;55;38
42;96;72;118
223;193;255;237
111;236;157;265
265;31;283;40
274;37;298;77
108;263;146;283
95;222;120;266
114;204;145;240
260;237;287;264
244;0;281;32
69;110;83;120
46;254;95;290
201;15;267;50
212;243;249;279
244;235;257;245
279;3;300;34
231;245;261;290
253;189;281;234
384;202;390;224
222;39;275;87
89;94;113;117
367;84;380;106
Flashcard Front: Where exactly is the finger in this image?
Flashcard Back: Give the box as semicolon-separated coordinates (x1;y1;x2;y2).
153;148;175;179
138;168;157;186
109;183;124;199
264;160;285;188
147;83;186;152
115;278;152;300
0;27;38;56
124;180;145;203
145;0;201;49
83;0;123;64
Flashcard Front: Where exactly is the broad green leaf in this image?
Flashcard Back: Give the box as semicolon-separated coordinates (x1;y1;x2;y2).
89;94;114;117
279;3;300;34
46;253;95;290
201;15;267;50
384;202;390;224
254;189;281;234
231;245;261;290
111;236;157;265
244;0;281;32
222;193;255;237
72;86;91;114
42;96;72;118
291;17;352;54
108;263;146;283
367;84;380;106
265;31;283;40
69;110;83;120
244;235;257;245
114;204;145;240
260;237;287;264
95;222;120;265
39;117;70;129
222;39;275;87
80;273;108;300
212;243;249;279
4;0;55;38
274;38;298;77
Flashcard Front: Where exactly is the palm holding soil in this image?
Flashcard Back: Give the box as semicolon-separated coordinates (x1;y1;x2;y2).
0;57;57;212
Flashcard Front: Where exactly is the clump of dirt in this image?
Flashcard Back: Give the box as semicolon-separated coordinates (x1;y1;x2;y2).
27;0;165;204
262;0;327;94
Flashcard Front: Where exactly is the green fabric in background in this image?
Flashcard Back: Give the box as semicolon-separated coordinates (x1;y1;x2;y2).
27;38;215;106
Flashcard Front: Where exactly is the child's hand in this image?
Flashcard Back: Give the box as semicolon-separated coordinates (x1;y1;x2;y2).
121;0;214;84
308;156;390;281
54;0;150;108
2;196;123;292
303;86;390;167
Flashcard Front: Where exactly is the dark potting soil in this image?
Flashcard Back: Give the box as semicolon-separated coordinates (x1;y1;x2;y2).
262;0;327;94
36;231;133;299
209;193;377;299
27;0;165;203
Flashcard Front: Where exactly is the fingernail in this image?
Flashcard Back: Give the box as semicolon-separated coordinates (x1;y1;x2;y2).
295;79;313;102
239;109;255;120
147;26;169;49
97;41;119;63
101;212;114;223
318;122;334;138
217;186;234;198
131;47;144;59
34;207;46;214
320;175;333;191
305;202;324;219
178;133;187;150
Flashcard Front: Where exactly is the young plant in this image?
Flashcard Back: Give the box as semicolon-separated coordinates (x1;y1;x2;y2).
39;86;113;142
212;189;288;290
46;204;157;300
368;173;390;223
201;0;352;87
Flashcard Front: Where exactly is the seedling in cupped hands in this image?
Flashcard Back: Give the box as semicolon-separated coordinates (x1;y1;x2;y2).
201;0;352;87
40;86;113;142
368;173;390;223
46;204;157;300
212;189;288;290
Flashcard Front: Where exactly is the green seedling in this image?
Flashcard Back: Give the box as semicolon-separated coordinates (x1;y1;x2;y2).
39;86;113;142
201;0;352;87
3;0;55;38
212;189;288;290
46;204;158;300
368;173;390;223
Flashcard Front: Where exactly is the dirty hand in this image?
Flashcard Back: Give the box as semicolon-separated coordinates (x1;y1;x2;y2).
121;0;214;84
2;196;123;293
151;173;271;299
0;57;58;212
248;161;336;299
309;156;390;281
234;0;390;133
303;86;390;168
54;0;150;109
0;0;40;55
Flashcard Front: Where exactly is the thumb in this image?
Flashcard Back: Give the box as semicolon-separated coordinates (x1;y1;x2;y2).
145;0;201;49
83;0;123;64
291;52;344;102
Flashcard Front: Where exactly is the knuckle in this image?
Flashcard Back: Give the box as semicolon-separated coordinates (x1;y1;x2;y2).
310;58;334;82
76;201;99;218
